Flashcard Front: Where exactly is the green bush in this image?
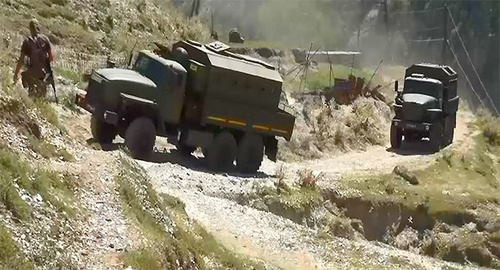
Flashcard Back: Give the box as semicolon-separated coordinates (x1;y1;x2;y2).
0;226;36;269
477;110;500;147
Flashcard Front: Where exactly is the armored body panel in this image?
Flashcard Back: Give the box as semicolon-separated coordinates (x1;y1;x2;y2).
404;64;459;116
85;68;157;112
172;40;282;110
172;40;294;140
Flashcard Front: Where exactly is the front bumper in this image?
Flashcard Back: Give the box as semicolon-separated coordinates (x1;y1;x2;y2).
75;90;93;113
75;91;119;125
392;119;434;132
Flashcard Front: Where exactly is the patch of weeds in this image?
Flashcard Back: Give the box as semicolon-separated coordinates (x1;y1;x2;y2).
116;154;264;270
32;170;76;216
27;135;73;161
278;186;323;213
0;225;36;269
0;148;32;220
53;66;81;83
0;173;31;221
0;146;76;217
477;109;500;148
0;84;64;133
258;178;323;218
32;99;62;130
125;248;162;270
298;169;323;188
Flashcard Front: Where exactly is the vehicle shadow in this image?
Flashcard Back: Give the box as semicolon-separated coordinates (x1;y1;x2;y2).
140;149;272;179
86;138;272;179
386;140;439;156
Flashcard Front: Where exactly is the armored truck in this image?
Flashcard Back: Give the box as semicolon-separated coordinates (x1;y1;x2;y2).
76;40;295;173
391;64;459;151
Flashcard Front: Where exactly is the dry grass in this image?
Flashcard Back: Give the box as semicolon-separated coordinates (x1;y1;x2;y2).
280;97;391;161
298;169;323;188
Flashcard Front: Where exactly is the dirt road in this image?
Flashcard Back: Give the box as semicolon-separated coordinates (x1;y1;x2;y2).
137;110;475;269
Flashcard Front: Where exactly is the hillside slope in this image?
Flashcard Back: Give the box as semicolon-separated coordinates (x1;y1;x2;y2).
0;1;269;269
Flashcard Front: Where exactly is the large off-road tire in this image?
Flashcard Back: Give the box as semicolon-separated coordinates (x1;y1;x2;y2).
206;131;237;172
91;115;117;144
447;128;455;146
390;122;403;149
177;131;196;156
444;115;456;146
125;117;156;158
178;143;196;156
236;133;264;173
429;121;443;152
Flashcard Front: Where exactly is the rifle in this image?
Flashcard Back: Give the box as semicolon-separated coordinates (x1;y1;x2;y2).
45;62;58;103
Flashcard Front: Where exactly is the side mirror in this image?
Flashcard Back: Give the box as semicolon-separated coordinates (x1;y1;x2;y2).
394;80;399;92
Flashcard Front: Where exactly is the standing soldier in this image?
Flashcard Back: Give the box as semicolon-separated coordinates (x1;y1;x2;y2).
13;19;55;98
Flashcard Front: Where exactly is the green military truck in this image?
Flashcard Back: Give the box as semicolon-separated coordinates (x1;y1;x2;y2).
76;40;295;173
391;64;459;151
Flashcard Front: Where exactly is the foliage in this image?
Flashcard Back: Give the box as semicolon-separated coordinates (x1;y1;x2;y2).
0;226;36;270
476;109;500;148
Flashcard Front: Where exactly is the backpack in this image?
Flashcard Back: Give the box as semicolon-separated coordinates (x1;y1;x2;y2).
26;35;50;79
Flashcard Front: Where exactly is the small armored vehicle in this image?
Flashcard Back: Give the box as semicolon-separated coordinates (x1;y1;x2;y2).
391;64;459;151
76;40;295;173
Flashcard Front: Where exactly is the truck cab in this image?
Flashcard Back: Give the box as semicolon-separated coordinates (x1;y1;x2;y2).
391;64;459;152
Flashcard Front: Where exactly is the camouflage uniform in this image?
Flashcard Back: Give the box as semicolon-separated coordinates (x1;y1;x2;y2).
14;19;53;98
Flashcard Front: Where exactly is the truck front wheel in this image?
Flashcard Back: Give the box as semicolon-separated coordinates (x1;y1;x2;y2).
206;131;237;172
125;117;156;158
390;123;403;149
236;133;264;173
430;122;443;152
91;115;117;144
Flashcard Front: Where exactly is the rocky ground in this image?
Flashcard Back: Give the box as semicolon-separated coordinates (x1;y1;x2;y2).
125;107;482;270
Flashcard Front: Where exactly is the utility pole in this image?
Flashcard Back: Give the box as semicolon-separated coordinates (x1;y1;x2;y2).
442;4;448;64
190;0;200;17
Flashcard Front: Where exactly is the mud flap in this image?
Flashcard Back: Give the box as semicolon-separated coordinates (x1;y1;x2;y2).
265;137;278;162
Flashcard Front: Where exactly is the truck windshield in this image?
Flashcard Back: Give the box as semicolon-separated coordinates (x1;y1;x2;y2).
133;54;167;89
403;79;442;98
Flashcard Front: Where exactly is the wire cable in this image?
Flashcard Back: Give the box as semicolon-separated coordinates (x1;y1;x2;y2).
447;6;498;114
447;40;486;109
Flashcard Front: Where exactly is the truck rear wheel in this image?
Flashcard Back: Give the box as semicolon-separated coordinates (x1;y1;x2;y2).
125;117;156;158
430;121;443;152
91;115;117;144
206;131;237;172
177;131;196;156
178;144;196;156
236;133;264;173
390;123;403;149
